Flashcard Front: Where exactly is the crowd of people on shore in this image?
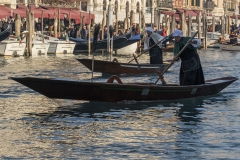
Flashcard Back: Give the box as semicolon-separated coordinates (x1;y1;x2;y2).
0;16;15;34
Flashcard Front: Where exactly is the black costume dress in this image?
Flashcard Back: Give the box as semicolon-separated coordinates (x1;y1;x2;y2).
175;38;205;86
149;37;163;64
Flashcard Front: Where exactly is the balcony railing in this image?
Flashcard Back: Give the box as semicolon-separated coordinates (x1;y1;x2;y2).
203;1;215;10
227;8;235;11
0;0;12;4
146;7;151;13
17;0;24;3
158;0;173;8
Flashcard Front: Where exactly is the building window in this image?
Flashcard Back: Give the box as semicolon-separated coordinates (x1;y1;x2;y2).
227;0;234;9
103;0;107;10
191;0;200;6
146;0;152;13
136;2;140;13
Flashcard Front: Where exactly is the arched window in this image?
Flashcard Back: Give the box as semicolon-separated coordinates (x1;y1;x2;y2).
126;1;130;14
103;0;107;10
146;0;152;13
115;0;118;13
136;2;140;13
146;0;152;7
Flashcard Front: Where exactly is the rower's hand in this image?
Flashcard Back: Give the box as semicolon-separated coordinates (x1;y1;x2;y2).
187;39;197;44
173;57;179;61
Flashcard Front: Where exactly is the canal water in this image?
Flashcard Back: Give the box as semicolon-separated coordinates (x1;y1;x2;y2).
0;49;240;159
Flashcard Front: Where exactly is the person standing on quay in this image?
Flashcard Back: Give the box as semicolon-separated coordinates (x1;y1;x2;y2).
172;29;205;86
143;27;164;64
81;25;88;40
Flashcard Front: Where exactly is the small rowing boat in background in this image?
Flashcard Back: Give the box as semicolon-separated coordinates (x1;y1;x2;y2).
219;43;240;51
77;58;169;75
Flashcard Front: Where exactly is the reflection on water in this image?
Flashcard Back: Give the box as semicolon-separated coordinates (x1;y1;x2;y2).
0;50;240;159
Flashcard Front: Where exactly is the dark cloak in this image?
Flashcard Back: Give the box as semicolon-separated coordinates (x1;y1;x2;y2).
174;37;205;86
149;37;163;64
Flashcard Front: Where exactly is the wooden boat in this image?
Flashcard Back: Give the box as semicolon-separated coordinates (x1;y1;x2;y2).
10;76;238;102
0;26;10;42
77;58;168;75
219;43;240;51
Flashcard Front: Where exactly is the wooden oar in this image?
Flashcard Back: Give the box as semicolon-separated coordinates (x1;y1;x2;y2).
209;40;219;45
91;24;101;81
128;33;173;64
154;31;199;85
127;44;156;64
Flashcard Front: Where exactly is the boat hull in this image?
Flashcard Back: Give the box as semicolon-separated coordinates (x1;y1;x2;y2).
0;41;26;56
32;42;50;57
10;77;238;102
114;39;139;51
74;37;128;53
47;41;76;54
77;59;169;75
219;44;240;51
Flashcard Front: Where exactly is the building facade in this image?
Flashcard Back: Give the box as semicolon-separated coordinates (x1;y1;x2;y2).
1;0;239;24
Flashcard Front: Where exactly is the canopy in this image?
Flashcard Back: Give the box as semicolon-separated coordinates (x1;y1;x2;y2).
39;6;94;24
0;4;95;24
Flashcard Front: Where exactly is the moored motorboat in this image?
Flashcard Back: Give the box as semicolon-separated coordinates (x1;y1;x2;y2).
73;37;128;53
77;58;168;75
114;35;141;51
31;41;50;57
34;34;76;54
10;76;238;102
219;43;240;51
0;39;26;56
206;32;221;48
47;40;76;54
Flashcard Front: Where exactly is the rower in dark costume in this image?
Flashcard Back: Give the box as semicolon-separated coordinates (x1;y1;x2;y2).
172;29;205;86
143;27;164;64
229;32;238;44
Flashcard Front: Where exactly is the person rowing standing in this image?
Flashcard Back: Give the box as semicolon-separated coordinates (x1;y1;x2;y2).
172;29;205;86
143;27;164;64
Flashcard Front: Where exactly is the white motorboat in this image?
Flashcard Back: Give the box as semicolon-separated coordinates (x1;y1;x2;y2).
31;41;50;57
46;40;76;54
0;39;26;56
206;32;221;48
191;31;221;48
35;33;76;55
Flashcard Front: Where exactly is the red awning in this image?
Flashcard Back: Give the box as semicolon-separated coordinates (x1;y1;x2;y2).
174;13;180;21
1;4;94;24
0;5;10;18
0;13;8;19
176;8;184;13
0;5;26;18
15;4;52;18
161;11;175;16
186;10;198;17
39;6;95;24
230;15;240;19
